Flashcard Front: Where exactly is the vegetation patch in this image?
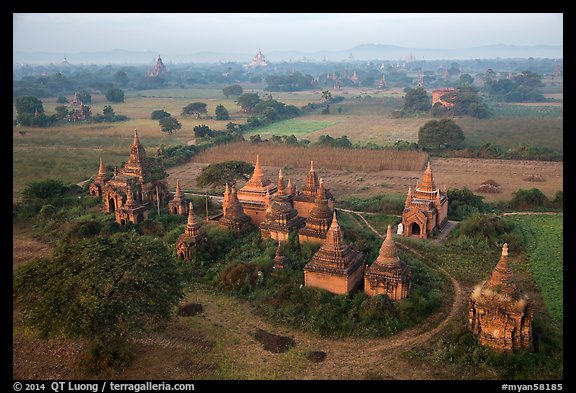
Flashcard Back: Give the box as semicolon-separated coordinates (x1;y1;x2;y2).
244;118;337;137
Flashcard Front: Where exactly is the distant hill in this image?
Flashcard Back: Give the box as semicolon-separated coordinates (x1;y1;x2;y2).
13;44;563;65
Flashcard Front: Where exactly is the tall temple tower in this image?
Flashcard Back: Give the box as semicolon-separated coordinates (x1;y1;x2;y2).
219;184;253;233
298;178;334;244
467;244;533;352
237;155;278;226
176;202;208;261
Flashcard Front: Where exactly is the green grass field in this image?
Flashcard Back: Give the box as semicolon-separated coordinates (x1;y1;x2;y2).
244;118;339;137
504;214;563;326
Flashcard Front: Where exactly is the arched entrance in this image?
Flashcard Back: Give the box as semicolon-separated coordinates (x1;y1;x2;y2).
411;222;421;237
109;198;116;212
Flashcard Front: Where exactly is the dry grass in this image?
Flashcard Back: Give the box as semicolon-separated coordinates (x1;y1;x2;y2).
191;141;428;172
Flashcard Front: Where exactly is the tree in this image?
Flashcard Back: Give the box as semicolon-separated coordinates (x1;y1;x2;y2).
159;116;182;134
56;96;69;104
236;93;261;114
193;124;213;138
54;105;69;120
113;71;129;87
321;90;332;103
196;160;254;188
105;87;125;103
151;109;171;120
181;102;207;118
459;74;474;86
77;89;92;104
418;119;465;149
223;84;243;98
403;87;430;112
215;104;230;120
14;95;44;115
13;232;182;367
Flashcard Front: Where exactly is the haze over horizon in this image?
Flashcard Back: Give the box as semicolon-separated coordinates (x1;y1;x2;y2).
13;13;563;63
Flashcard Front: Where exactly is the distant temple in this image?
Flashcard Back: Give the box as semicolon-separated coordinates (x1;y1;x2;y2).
168;179;189;216
89;129;170;225
364;225;411;300
148;54;167;77
401;162;448;238
244;50;268;68
467;244;534;352
303;211;364;295
292;161;334;219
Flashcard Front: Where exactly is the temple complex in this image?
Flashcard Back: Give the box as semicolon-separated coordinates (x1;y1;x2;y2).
168;179;188;215
401;162;448;238
219;183;253;233
292;161;334;219
467;244;534;352
364;225;411;300
89;129;170;225
176;202;207;261
304;211;364;295
148;54;167;77
260;169;305;241
237;155;278;226
298;178;334;244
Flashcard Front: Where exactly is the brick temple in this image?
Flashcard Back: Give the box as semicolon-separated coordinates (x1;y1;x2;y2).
304;211;364;295
219;183;253;233
467;244;534;352
89;129;170;225
237;155;278;226
298;178;334;244
364;225;411;300
401;162;448;238
176;202;207;261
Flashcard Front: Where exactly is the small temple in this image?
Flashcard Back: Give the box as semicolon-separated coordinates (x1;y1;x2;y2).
168;179;188;216
259;169;305;241
237;155;278;226
431;88;456;111
272;240;289;269
303;211;364;295
292;160;334;219
176;202;207;261
219;183;253;233
364;225;411;300
298;178;334;244
467;244;534;352
89;129;170;225
401;162;448;238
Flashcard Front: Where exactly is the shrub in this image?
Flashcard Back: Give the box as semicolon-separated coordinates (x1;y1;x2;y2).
509;188;549;210
218;262;260;293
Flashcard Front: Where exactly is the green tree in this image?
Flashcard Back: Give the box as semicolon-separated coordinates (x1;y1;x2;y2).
236;93;261;114
321;90;332;103
459;74;474;86
181;102;207;118
151;109;171;120
102;105;115;120
159;116;182;134
193;124;213;138
215;104;230;120
105;87;125;103
54;105;69;120
223;84;243;98
196;160;254;188
403;87;430;112
56;96;69;104
14;95;44;115
77;89;92;104
13;232;182;368
113;71;129;86
418;119;465;149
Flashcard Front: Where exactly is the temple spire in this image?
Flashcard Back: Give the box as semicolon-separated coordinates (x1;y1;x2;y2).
98;157;106;175
375;225;400;266
186;202;197;227
486;243;515;293
404;186;412;207
174;179;183;199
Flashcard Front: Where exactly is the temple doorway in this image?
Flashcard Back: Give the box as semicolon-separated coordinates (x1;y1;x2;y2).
411;222;421;237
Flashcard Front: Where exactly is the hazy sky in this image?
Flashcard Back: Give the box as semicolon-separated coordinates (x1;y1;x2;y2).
13;13;563;54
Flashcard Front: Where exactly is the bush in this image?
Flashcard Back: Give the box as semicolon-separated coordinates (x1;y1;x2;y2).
218;262;260;293
509;188;549;210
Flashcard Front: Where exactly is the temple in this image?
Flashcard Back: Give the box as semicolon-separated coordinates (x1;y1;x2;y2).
176;202;207;261
244;50;268;68
148;54;167;77
401;162;448;238
168;179;188;215
89;129;170;225
272;240;289;269
219;183;253;233
303;211;364;295
237;155;278;226
292;160;334;219
364;225;411;300
431;88;456;111
298;178;334;244
467;244;534;352
259;169;305;241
